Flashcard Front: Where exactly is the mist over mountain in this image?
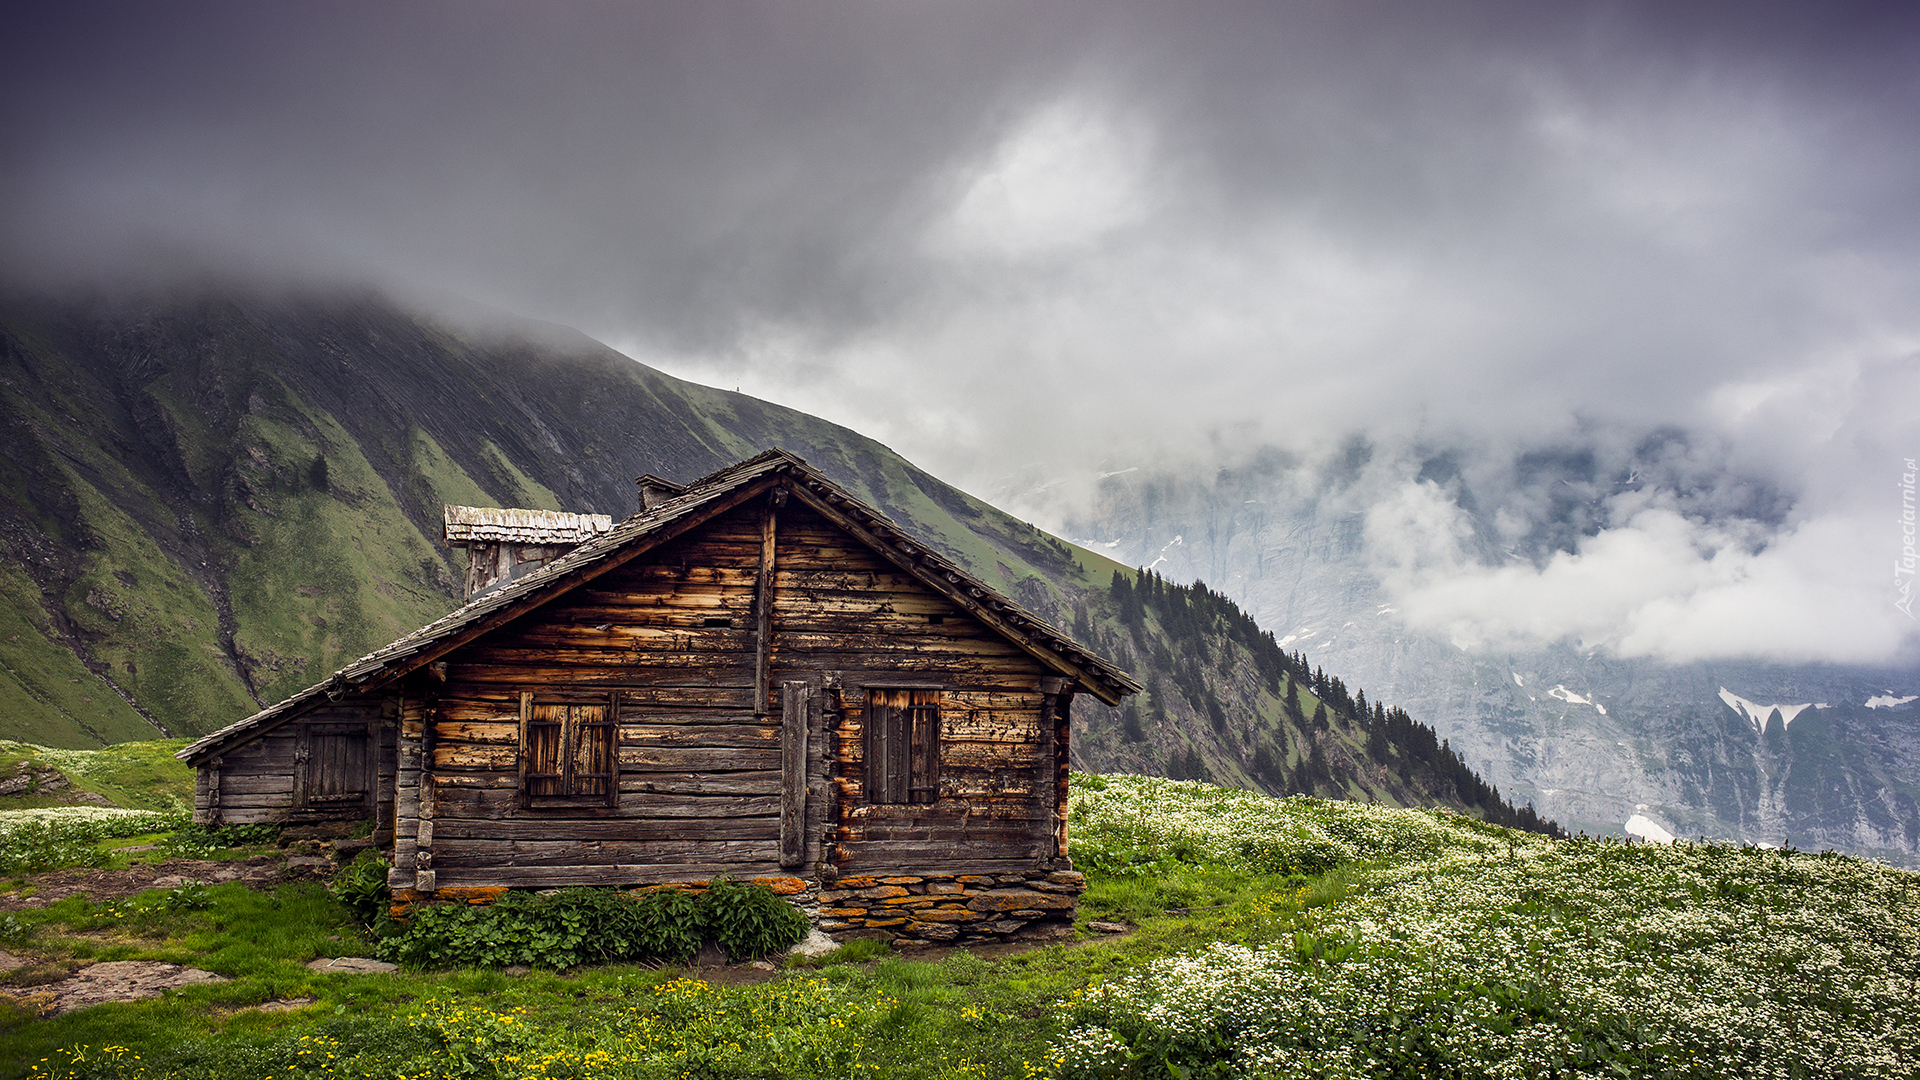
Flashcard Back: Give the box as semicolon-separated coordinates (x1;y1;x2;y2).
0;288;1562;837
5;5;1918;859
1062;447;1920;865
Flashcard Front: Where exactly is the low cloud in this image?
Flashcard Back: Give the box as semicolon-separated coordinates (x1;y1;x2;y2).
8;3;1920;665
1366;478;1915;666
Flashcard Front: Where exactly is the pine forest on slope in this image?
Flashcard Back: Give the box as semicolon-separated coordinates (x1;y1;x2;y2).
0;289;1555;833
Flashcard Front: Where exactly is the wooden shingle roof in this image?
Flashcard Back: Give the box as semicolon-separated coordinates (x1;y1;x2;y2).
179;448;1140;763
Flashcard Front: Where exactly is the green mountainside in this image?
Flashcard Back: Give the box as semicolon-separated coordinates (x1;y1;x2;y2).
0;289;1551;829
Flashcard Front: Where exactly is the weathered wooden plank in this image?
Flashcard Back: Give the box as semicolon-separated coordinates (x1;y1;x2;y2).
936;777;1040;799
621;723;778;748
939;712;1042;742
559;583;743;608
614;710;765;728
946;690;1048;710
608;564;758;588
432;862;785;889
834;840;1046;863
220;774;295;795
780;680;808;868
435;816;778;842
434;744;515;770
834;740;1035;772
216;793;303;809
774;586;958;613
772;588;977;616
620;746;779;771
434;721;519;744
622;771;782;796
434;703;520;724
752;496;778;717
436;837;780;867
215;808;291;824
617;686;756;709
492;624;757;652
432;785;780;817
774;629;1029;657
444;661;758;684
773;569;929;593
841;798;1042;822
430;773;519;790
772;651;1044;677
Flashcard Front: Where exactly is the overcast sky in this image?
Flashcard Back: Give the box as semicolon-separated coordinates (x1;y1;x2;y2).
6;1;1919;666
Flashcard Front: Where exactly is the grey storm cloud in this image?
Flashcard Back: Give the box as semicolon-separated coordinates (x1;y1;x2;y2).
7;1;1920;663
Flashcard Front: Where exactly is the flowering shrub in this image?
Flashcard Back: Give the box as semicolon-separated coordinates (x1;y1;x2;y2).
0;807;187;874
1068;772;1515;876
1058;776;1920;1079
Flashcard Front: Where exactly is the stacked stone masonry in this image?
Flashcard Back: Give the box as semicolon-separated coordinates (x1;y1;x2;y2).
812;869;1086;946
391;870;1084;950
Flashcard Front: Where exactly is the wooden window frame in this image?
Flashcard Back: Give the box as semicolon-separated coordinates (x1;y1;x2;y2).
518;692;620;809
865;687;940;805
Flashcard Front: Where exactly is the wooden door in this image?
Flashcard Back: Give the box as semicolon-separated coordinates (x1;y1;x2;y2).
296;721;372;812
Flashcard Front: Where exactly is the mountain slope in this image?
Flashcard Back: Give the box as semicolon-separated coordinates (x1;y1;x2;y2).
0;288;1552;832
1066;461;1920;864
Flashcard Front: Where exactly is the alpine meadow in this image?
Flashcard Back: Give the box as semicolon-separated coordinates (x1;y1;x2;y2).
6;4;1920;1078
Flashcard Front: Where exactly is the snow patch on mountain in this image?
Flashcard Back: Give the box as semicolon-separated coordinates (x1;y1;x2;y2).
1865;693;1917;709
1146;535;1184;570
1624;814;1676;844
1717;688;1811;733
1547;685;1606;715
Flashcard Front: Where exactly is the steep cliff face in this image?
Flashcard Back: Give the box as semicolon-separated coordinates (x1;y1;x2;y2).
1066;464;1920;865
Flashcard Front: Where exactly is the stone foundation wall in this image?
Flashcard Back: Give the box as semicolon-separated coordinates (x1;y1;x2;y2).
390;869;1087;950
812;869;1086;946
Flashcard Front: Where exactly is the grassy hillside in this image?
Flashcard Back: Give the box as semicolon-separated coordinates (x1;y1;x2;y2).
0;290;1120;744
0;740;192;814
0;288;1550;831
1;775;1911;1078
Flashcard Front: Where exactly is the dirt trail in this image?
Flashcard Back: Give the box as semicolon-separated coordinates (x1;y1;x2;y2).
0;855;329;911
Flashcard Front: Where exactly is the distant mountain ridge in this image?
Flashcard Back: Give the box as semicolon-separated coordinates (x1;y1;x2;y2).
0;288;1555;835
1066;462;1920;865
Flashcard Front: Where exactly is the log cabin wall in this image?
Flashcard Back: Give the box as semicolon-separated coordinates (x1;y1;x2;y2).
769;501;1060;877
192;699;392;829
386;489;1083;942
393;499;810;895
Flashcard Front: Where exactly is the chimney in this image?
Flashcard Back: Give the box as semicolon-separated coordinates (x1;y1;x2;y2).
635;473;686;510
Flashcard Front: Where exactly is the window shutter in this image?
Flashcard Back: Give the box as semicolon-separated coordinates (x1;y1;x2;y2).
520;695;617;805
866;688;939;805
524;701;568;799
908;691;940;804
572;702;617;805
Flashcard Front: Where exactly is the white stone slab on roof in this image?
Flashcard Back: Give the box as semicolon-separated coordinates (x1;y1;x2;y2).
443;505;614;545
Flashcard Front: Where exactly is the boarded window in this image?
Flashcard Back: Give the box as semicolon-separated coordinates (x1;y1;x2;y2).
296;722;371;810
519;694;618;806
866;688;940;804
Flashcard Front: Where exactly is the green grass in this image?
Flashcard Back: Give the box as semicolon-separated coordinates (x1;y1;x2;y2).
224;385;462;706
0;567;164;750
0;741;192;812
4;776;1911;1079
52;474;258;741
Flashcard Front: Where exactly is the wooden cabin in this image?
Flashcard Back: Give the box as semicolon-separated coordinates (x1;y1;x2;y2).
178;450;1139;945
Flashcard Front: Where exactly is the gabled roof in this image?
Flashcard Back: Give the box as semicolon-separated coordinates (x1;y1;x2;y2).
443;505;613;545
180;449;1140;763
